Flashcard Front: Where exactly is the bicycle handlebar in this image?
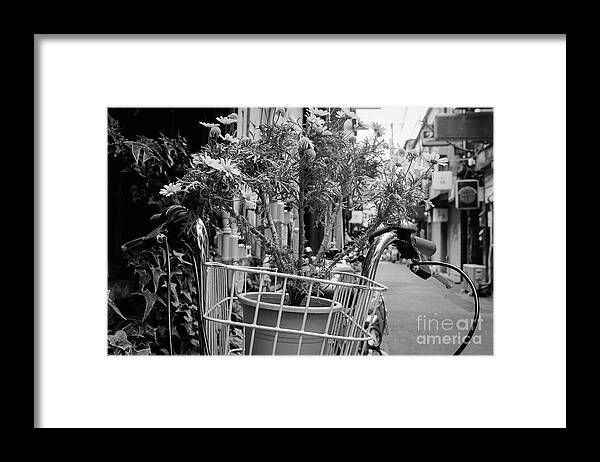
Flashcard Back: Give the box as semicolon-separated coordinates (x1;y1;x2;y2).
121;229;164;252
368;225;436;262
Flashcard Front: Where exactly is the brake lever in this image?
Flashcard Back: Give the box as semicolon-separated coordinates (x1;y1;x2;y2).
408;261;432;280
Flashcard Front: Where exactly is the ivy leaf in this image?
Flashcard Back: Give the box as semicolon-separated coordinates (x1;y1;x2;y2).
151;267;166;293
135;290;166;321
142;247;166;267
163;148;175;168
108;298;127;321
161;281;180;307
171;250;190;265
132;348;152;355
108;330;132;350
183;322;196;336
135;268;152;291
142;148;155;164
124;321;156;342
127;142;145;164
182;289;193;303
107;290;127;320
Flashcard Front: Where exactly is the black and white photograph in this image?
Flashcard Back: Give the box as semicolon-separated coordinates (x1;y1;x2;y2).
35;35;566;428
107;106;494;356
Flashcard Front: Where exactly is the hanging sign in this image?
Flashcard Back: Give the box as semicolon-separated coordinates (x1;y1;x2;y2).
434;112;493;141
431;171;453;191
456;179;480;210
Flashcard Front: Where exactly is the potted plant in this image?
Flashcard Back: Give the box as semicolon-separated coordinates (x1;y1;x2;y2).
163;107;439;353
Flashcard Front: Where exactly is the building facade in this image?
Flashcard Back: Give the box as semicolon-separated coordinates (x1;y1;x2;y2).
407;107;493;293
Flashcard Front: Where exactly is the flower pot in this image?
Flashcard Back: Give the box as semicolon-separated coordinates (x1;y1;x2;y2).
237;292;343;355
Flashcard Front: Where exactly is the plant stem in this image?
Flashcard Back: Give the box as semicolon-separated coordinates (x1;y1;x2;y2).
314;198;340;267
297;162;305;271
221;203;285;273
260;191;281;248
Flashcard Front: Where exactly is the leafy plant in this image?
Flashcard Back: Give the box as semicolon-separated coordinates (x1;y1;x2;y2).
167;108;437;305
108;116;206;355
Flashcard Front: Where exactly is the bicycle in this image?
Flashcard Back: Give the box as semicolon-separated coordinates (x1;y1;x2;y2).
120;206;480;356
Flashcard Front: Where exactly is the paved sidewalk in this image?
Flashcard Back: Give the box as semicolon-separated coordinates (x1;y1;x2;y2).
374;262;493;355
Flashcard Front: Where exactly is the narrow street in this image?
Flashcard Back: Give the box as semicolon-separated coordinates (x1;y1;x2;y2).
373;261;493;355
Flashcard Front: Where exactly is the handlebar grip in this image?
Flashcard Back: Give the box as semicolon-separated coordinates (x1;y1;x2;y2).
412;236;436;259
121;230;163;251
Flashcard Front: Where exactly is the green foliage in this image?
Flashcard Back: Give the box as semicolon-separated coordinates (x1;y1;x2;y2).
108;114;193;208
108;232;203;355
108;115;224;355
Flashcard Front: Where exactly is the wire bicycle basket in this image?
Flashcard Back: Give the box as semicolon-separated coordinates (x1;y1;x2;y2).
201;262;388;355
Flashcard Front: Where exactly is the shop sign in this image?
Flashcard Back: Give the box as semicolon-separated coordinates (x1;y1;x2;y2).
434;112;493;141
456;179;480;210
431;171;453;191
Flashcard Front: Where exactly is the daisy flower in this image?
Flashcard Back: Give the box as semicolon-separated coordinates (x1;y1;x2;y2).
423;152;449;167
220;133;240;143
217;158;242;178
199;122;219;128
406;148;420;160
216;115;237;125
202;155;221;170
390;153;405;167
356;118;370;130
306;114;326;127
309;108;330;117
159;182;182;197
299;136;315;150
371;122;386;138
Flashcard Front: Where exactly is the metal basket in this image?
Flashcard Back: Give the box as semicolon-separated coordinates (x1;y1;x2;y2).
201;262;388;355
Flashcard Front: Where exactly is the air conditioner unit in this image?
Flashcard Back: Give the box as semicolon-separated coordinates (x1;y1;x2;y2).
462;264;487;292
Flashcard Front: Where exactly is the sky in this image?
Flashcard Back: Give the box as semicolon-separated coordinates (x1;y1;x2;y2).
354;106;429;150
